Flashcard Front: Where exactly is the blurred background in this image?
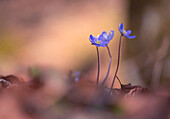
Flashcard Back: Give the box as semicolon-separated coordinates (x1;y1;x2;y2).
0;0;169;88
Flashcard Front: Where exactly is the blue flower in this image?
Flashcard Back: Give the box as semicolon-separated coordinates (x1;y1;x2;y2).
74;71;80;82
89;30;114;47
118;23;136;39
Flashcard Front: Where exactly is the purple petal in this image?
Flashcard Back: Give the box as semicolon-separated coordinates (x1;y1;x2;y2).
100;44;107;47
96;44;101;47
102;31;108;39
107;30;114;41
98;35;104;41
127;35;136;39
119;23;124;33
103;40;110;45
126;30;132;35
89;35;96;44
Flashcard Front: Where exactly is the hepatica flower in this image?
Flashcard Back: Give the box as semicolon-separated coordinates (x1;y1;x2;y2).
110;23;136;92
119;23;136;39
89;30;114;47
89;30;114;86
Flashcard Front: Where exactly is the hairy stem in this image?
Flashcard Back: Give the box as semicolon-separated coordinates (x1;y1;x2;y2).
110;35;123;92
101;45;112;86
96;46;100;86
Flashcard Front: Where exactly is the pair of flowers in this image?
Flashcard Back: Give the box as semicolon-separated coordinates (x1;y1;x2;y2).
89;23;135;47
89;23;136;91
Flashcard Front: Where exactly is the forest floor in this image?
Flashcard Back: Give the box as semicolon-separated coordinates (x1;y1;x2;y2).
0;69;169;119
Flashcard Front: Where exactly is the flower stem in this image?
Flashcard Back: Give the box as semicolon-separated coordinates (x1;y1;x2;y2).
101;45;112;86
116;75;122;87
96;46;100;86
110;35;123;92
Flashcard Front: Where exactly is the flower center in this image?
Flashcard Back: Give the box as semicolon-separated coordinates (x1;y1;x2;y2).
123;30;127;34
96;40;100;44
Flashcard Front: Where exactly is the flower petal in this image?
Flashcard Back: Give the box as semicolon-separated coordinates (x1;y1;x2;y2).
98;34;104;41
95;44;101;47
103;40;110;45
127;35;136;39
107;30;114;41
102;31;108;39
126;30;132;35
89;35;96;44
119;23;124;33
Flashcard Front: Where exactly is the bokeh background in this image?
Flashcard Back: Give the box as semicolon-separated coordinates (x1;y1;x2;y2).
0;0;170;88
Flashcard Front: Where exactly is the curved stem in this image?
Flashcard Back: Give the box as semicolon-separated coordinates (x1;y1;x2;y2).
96;46;100;86
101;45;112;86
110;35;123;92
116;75;122;87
